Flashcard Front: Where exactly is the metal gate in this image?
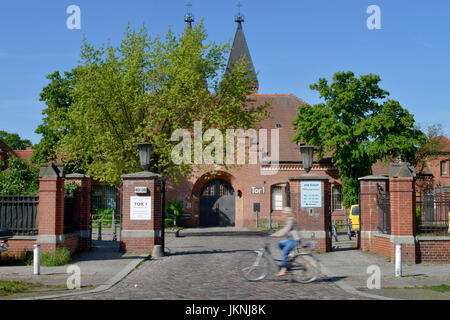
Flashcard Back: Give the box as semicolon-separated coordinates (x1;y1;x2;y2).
376;184;391;234
199;179;235;227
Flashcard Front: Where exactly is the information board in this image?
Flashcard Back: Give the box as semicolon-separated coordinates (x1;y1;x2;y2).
130;196;152;220
301;181;322;208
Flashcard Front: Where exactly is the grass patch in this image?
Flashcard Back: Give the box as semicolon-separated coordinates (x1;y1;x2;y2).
382;284;450;293
0;280;41;296
0;251;33;266
427;284;450;293
40;248;71;266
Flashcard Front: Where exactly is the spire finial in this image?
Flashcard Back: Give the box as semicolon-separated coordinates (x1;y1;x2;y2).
235;1;244;23
185;2;194;27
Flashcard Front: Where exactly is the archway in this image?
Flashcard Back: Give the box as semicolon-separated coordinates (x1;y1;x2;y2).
199;179;235;227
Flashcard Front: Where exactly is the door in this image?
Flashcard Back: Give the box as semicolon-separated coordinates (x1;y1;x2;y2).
199;179;235;227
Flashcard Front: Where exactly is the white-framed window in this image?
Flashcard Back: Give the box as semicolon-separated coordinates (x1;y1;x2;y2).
271;186;283;211
332;185;343;211
441;161;448;175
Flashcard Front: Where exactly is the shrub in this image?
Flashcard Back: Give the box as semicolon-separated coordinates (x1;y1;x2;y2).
165;201;182;228
40;248;71;266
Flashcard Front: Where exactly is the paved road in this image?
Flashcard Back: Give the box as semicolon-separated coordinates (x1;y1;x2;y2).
58;228;363;300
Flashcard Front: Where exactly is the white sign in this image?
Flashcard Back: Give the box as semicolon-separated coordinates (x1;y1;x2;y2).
134;186;148;194
130;196;152;220
301;181;322;208
251;186;265;194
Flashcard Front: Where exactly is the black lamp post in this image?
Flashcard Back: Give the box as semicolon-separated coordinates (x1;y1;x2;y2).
298;144;318;174
135;142;153;171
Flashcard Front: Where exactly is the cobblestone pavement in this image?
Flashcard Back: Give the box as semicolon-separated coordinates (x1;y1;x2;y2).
58;228;365;300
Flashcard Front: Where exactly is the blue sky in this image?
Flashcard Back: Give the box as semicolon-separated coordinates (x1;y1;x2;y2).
0;0;449;145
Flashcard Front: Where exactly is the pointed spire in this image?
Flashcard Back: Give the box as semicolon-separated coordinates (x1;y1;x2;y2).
184;2;194;29
226;3;258;92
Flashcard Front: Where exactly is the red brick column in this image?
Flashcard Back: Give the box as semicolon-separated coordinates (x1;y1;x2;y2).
65;174;92;251
390;176;417;264
358;176;389;251
120;172;163;253
37;163;65;252
289;175;332;253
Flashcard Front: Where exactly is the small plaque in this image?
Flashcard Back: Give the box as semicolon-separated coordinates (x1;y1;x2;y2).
134;186;148;194
130;196;151;220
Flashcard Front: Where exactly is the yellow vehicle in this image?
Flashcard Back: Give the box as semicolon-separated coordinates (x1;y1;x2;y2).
348;204;360;231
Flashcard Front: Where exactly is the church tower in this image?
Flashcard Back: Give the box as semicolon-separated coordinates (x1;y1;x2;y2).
226;6;259;92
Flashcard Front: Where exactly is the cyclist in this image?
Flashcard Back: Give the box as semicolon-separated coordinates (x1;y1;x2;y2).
271;207;301;277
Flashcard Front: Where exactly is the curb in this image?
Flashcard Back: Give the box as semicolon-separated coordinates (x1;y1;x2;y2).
319;264;396;300
15;254;149;300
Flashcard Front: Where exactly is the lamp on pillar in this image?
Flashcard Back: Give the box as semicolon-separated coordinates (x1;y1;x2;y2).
298;144;318;174
135;142;153;171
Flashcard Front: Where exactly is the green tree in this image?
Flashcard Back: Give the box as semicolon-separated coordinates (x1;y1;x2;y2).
58;22;268;185
31;70;78;166
414;123;446;174
0;155;39;195
292;71;426;207
0;131;32;150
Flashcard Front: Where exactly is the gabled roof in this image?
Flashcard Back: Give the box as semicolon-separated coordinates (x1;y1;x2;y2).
226;18;258;89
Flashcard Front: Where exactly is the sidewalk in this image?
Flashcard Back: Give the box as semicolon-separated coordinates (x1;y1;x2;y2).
317;236;450;300
0;238;148;300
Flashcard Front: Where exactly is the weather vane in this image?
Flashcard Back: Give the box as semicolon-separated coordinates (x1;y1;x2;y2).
235;1;244;23
185;2;194;25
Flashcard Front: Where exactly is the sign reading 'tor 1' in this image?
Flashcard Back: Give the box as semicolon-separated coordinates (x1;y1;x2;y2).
301;181;322;208
130;196;152;220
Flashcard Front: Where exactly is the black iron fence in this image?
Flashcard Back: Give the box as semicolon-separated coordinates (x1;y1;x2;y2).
416;192;449;235
64;194;76;234
377;187;391;234
0;195;39;236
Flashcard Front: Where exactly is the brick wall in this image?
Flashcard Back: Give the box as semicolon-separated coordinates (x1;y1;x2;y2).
416;238;450;264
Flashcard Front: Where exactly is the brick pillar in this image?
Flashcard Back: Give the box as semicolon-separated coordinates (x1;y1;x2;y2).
358;175;389;251
65;174;92;251
37;162;65;252
120;172;163;253
289;174;332;253
389;175;417;264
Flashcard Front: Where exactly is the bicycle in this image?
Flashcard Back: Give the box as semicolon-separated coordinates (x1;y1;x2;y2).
238;236;321;283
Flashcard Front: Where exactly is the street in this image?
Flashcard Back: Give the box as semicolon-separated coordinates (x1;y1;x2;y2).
59;228;361;300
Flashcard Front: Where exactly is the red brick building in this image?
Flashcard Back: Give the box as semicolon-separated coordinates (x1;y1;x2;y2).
165;17;346;228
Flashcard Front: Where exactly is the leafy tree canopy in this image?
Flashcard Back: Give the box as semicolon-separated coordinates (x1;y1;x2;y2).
31;69;78;168
292;71;426;207
55;22;268;185
0;131;32;150
0;155;39;195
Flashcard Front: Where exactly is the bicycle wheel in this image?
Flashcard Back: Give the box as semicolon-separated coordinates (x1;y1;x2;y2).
289;254;320;283
238;251;268;281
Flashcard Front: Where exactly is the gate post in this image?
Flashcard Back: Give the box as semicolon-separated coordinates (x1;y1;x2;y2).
37;162;65;252
65;174;92;251
389;162;417;264
358;175;389;251
289;174;332;253
120;172;163;253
